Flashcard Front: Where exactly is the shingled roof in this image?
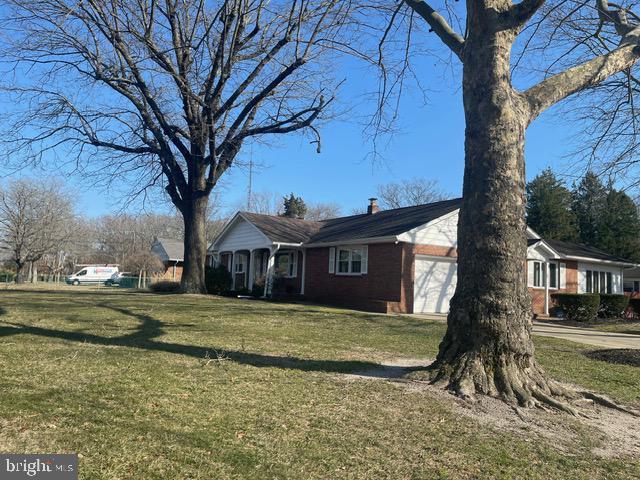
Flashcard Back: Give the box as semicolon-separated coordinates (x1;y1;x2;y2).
232;198;462;244
153;237;184;261
545;239;633;264
308;198;462;243
239;212;324;243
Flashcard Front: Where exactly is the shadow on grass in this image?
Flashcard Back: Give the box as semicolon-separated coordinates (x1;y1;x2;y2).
0;302;391;376
584;349;640;367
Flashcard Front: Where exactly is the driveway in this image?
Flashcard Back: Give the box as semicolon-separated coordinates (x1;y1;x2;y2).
411;314;639;349
532;322;640;350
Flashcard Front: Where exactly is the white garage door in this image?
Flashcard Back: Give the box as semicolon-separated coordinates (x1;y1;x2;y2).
414;256;458;314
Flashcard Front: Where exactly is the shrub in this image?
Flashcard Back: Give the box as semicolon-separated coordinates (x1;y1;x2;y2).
251;276;265;298
205;265;232;294
598;294;630;319
149;280;181;293
628;298;640;316
551;293;600;322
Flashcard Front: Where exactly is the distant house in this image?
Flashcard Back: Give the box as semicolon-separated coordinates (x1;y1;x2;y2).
151;238;184;281
208;198;638;315
624;267;640;297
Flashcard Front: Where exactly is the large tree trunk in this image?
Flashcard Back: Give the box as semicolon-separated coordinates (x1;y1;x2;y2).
180;195;208;294
430;6;557;407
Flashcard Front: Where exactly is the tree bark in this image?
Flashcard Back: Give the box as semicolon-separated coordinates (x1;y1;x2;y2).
430;4;555;407
180;195;208;294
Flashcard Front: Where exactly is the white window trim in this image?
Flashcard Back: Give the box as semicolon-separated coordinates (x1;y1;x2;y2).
585;269;613;294
335;245;367;276
529;260;559;290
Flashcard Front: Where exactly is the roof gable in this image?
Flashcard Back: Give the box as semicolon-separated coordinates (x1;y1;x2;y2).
240;212;323;244
153;237;184;261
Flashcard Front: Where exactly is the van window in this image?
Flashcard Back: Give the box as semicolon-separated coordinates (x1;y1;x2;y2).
77;270;87;276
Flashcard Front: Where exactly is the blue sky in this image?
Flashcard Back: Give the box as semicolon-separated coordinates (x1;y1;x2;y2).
62;75;579;219
1;31;584;219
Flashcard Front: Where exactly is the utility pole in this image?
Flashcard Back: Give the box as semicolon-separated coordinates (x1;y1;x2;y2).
247;158;253;211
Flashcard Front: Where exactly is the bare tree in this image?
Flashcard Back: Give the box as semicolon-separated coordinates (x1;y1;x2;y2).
0;180;75;283
243;190;283;215
306;202;342;220
122;250;165;288
376;178;447;209
366;0;640;410
2;0;354;292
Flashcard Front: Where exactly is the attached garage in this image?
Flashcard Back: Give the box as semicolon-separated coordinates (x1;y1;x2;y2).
413;255;457;314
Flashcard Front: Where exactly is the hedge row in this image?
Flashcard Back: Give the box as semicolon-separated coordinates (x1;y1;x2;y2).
551;293;630;322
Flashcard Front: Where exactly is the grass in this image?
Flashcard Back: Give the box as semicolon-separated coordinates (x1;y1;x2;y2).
0;288;639;479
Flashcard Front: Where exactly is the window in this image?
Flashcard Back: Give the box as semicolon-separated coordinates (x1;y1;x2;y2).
234;254;245;274
549;263;557;289
585;269;614;293
531;261;558;289
77;269;87;276
533;262;542;287
275;252;297;278
335;246;367;275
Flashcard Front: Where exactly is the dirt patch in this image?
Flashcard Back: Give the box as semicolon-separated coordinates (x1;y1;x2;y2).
342;357;640;459
585;349;640;367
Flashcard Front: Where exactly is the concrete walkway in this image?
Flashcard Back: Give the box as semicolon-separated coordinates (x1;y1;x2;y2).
411;314;639;349
532;322;640;350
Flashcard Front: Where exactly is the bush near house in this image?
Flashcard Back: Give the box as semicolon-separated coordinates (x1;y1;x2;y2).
551;293;600;322
205;265;232;295
149;280;181;293
598;294;630;318
628;298;640;317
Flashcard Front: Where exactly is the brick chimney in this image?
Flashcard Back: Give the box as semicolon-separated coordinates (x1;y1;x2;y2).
367;197;379;214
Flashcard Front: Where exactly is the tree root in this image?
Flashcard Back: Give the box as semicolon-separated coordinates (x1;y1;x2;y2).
577;390;640;417
428;353;637;418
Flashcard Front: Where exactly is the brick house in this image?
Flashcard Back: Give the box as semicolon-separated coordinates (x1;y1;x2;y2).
209;198;637;315
151;237;184;281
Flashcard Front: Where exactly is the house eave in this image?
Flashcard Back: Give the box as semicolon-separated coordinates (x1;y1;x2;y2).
304;236;399;248
563;255;637;267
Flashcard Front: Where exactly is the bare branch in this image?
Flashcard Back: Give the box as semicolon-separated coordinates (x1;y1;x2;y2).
524;44;640;122
403;0;464;59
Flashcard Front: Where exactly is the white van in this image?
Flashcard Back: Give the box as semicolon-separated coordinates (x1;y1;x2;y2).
66;266;119;286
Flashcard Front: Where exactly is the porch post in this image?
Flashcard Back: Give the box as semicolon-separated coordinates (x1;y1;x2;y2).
263;245;279;298
248;250;255;291
300;249;306;295
544;261;550;316
231;251;236;290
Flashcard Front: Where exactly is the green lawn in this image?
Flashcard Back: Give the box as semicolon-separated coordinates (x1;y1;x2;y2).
0;289;638;479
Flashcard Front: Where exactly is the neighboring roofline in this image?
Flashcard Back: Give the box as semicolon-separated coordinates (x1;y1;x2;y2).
526;226;542;239
561;255;637;267
527;239;563;259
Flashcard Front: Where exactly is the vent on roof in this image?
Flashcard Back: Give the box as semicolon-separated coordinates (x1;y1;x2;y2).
367;198;379;215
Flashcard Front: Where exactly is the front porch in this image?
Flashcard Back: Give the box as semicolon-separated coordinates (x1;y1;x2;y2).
216;247;305;298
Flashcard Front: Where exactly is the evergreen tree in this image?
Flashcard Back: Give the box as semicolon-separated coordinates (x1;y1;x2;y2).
281;193;307;219
596;189;640;262
526;169;578;241
571;172;607;246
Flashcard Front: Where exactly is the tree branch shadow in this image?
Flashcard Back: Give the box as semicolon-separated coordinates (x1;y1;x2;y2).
0;303;387;376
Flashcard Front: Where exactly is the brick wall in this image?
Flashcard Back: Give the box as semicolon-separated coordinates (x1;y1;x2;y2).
158;262;183;282
529;260;579;315
304;243;407;312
